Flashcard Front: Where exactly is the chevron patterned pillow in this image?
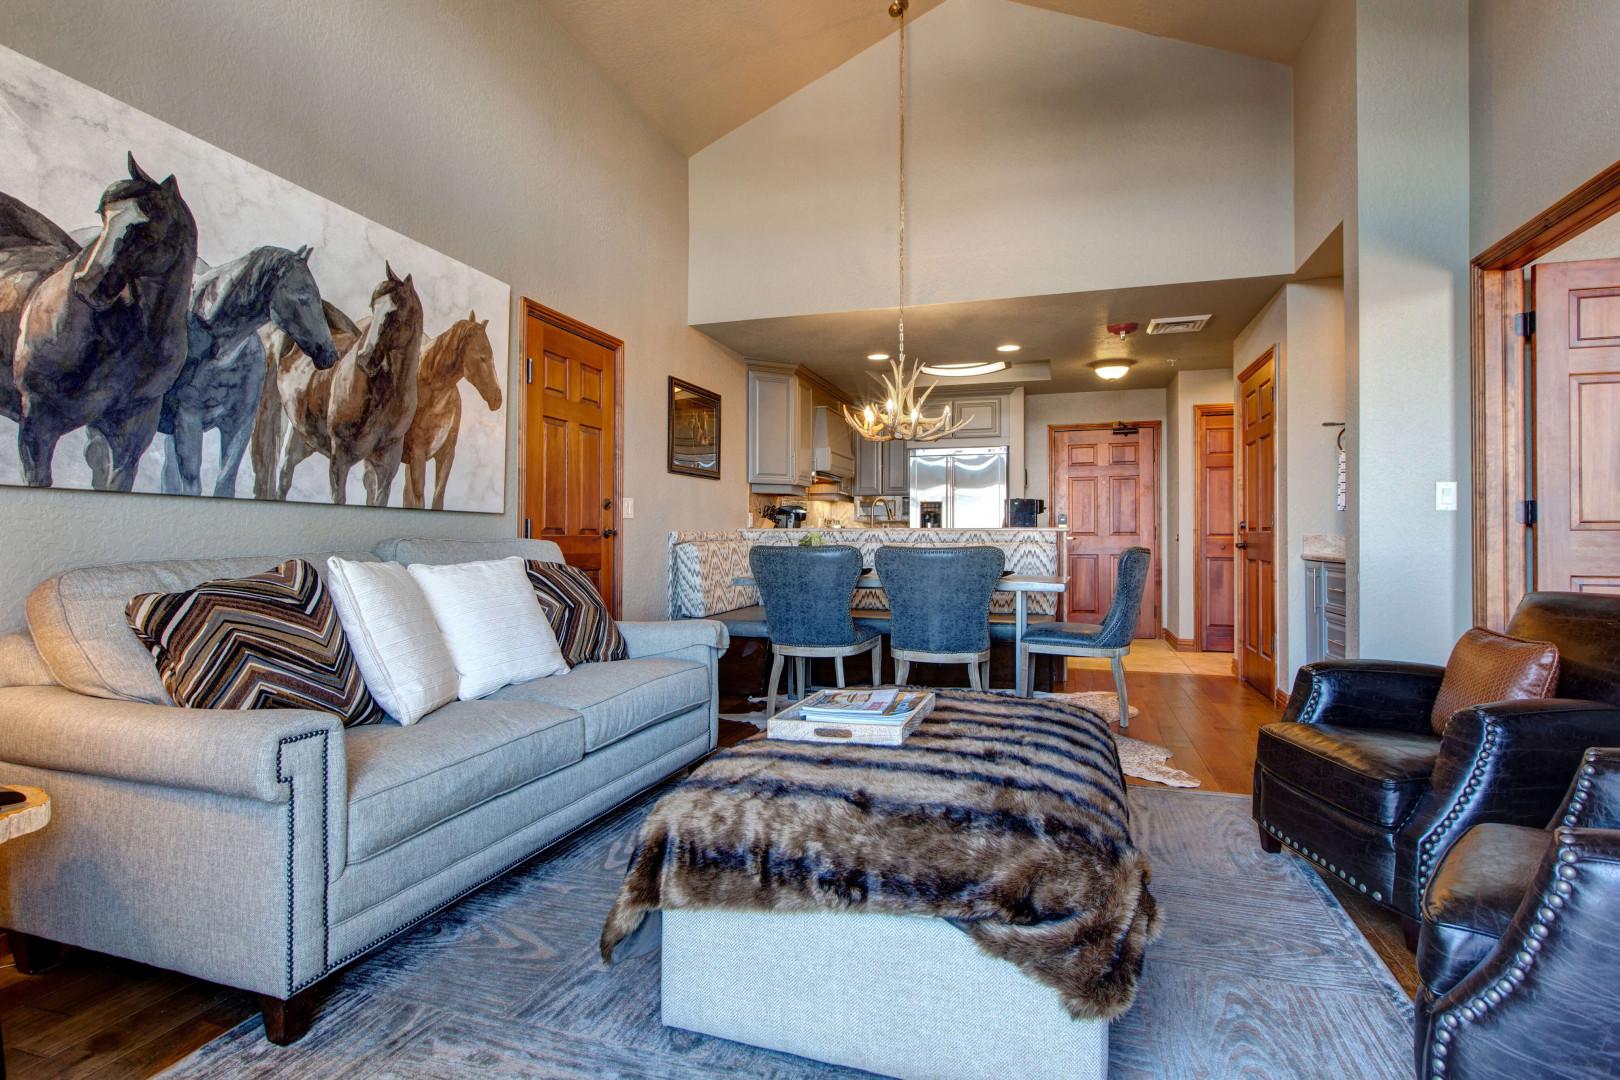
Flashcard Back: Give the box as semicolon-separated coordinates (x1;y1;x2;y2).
524;560;629;666
126;559;385;727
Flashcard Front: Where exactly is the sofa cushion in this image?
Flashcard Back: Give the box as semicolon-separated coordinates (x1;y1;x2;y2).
326;558;459;725
344;698;584;862
524;560;628;665
26;550;378;704
407;557;569;699
487;658;708;752
126;558;384;727
1430;627;1560;735
1418;823;1548;996
1256;722;1441;826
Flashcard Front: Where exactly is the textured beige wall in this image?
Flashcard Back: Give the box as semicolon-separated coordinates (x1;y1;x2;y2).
689;0;1293;323
0;0;747;628
1163;370;1234;641
1292;0;1356;270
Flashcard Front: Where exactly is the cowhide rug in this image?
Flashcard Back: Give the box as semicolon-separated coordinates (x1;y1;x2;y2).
725;689;1201;789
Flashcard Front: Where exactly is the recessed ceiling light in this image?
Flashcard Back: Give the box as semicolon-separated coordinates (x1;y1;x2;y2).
1089;359;1136;381
867;352;891;361
995;343;1021;353
920;360;1008;378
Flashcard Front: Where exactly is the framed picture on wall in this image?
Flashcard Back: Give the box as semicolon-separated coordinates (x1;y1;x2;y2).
667;377;721;479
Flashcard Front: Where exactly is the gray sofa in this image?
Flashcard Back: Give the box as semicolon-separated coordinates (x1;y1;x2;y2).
0;536;725;1043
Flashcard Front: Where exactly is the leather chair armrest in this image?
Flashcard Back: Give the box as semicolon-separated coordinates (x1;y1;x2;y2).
1420;826;1620;1080
1281;659;1446;733
1550;746;1620;831
1397;700;1620;914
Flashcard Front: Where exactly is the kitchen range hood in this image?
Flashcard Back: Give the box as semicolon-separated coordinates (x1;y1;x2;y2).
812;406;855;479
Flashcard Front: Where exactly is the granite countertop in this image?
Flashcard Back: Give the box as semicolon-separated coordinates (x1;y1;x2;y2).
1302;533;1346;562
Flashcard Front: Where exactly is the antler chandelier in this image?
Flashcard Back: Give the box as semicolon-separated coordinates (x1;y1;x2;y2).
841;0;969;443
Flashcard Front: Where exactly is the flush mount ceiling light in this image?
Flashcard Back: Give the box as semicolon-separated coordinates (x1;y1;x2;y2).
920;360;1008;378
995;343;1021;353
867;352;891;361
1089;359;1136;381
841;0;970;443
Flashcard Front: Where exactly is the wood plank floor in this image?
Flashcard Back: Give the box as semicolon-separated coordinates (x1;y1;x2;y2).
2;641;1414;1077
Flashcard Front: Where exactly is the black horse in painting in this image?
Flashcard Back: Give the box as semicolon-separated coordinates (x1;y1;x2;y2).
1;154;197;490
158;245;338;497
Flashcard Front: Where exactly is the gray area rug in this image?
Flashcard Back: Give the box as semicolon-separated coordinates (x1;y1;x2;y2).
162;788;1412;1079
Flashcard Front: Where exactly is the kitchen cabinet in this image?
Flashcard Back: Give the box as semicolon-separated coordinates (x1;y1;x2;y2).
1305;558;1348;662
854;436;910;496
747;366;815;491
939;395;1004;441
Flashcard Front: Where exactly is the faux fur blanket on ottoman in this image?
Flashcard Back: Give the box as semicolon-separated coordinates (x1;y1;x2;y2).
601;689;1160;1020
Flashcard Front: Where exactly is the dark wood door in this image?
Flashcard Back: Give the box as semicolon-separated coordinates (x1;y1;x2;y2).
1238;350;1277;698
523;309;618;610
1195;405;1236;652
1533;259;1620;596
1050;423;1159;639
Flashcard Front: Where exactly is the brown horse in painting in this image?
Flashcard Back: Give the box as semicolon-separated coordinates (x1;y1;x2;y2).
401;311;501;510
269;263;423;505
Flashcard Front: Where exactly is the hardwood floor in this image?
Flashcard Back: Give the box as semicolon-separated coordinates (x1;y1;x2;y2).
2;643;1413;1078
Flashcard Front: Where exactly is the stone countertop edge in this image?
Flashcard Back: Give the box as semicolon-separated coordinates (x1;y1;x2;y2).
1301;532;1347;563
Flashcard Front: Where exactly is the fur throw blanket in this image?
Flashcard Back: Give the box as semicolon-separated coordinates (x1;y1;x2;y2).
600;690;1160;1020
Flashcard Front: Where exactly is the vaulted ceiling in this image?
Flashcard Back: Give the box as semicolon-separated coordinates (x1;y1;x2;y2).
540;0;1325;155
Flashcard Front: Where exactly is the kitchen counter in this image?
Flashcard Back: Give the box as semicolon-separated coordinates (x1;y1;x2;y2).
1302;533;1346;563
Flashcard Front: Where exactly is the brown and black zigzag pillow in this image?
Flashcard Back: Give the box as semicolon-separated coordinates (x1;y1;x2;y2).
126;559;385;727
524;560;628;666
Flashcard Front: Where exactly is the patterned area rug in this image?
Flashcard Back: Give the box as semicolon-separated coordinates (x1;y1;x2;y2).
161;789;1412;1079
725;690;1201;789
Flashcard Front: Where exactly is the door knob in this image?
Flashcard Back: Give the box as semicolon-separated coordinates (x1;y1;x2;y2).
603;528;618;538
1234;540;1248;549
602;499;613;509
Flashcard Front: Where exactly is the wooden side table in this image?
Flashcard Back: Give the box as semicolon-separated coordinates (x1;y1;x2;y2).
0;786;50;1080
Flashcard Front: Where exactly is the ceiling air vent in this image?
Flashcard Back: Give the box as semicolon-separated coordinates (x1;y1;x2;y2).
1145;314;1212;335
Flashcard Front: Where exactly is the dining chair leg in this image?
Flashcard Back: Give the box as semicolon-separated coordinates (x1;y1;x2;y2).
896;657;910;685
1110;653;1130;729
871;640;883;688
766;651;784;717
795;656;808;701
981;659;992;690
967;661;982;691
834;655;846;689
1017;645;1031;697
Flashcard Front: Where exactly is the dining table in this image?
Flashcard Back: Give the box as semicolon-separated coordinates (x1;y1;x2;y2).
732;572;1066;693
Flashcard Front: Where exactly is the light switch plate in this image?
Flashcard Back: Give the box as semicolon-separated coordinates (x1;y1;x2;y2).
622;498;635;519
1435;481;1457;512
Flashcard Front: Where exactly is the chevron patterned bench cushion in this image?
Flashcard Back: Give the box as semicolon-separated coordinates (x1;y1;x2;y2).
125;558;385;727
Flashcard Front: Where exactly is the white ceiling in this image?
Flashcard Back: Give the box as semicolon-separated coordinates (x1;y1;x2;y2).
541;0;1324;155
694;274;1293;395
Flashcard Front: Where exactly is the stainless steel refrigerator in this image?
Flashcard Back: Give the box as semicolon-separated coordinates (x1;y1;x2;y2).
908;446;1008;528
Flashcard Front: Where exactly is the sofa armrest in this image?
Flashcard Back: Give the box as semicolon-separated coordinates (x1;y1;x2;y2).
1551;746;1620;831
0;684;344;803
1281;660;1446;733
1422;826;1620;1080
1397;699;1620;913
618;619;729;659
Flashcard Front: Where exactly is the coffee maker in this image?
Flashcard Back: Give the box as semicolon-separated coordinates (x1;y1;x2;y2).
1007;498;1046;527
769;504;808;529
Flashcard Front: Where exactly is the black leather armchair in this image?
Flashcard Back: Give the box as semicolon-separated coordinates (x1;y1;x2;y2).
1414;747;1620;1080
1251;592;1620;925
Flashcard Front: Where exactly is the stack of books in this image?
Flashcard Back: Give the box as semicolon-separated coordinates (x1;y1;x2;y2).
768;688;935;746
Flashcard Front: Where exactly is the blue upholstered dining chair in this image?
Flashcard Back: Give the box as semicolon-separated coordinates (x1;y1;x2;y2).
1017;547;1151;728
750;544;882;716
873;545;1004;689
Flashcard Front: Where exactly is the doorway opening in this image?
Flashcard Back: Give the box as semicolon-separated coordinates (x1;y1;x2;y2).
1194;403;1236;652
1236;349;1277;702
520;300;624;617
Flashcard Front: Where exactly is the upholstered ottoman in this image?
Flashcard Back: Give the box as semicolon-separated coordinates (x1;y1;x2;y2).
661;907;1109;1080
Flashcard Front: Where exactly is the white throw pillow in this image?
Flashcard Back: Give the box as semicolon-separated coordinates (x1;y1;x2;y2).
407;557;569;700
324;557;458;725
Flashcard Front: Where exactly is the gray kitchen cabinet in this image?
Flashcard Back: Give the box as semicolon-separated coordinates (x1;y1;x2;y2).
747;366;814;490
854;436;910;496
1305;558;1348;663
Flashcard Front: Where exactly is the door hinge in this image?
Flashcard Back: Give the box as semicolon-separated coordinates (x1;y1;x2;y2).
525;357;533;384
1517;500;1537;527
1514;311;1535;336
523;517;532;538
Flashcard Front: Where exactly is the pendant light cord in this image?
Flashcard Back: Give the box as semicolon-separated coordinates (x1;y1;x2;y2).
896;0;906;365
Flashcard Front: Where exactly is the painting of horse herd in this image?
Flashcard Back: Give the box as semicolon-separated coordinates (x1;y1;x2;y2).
0;45;509;512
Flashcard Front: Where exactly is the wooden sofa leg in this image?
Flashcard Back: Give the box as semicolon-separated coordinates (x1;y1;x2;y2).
1257;827;1282;854
7;930;65;974
260;984;320;1045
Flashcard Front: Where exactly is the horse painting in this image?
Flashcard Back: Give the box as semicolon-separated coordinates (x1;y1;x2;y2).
157;245;338;497
270;263;424;505
1;154;197;489
402;312;501;510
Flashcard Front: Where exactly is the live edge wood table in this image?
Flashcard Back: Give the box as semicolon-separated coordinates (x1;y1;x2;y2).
733;573;1066;693
0;787;50;1080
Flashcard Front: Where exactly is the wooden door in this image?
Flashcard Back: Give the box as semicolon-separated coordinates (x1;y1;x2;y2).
1195;405;1236;651
1533;259;1620;596
1050;423;1159;639
522;306;620;611
1238;351;1277;697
